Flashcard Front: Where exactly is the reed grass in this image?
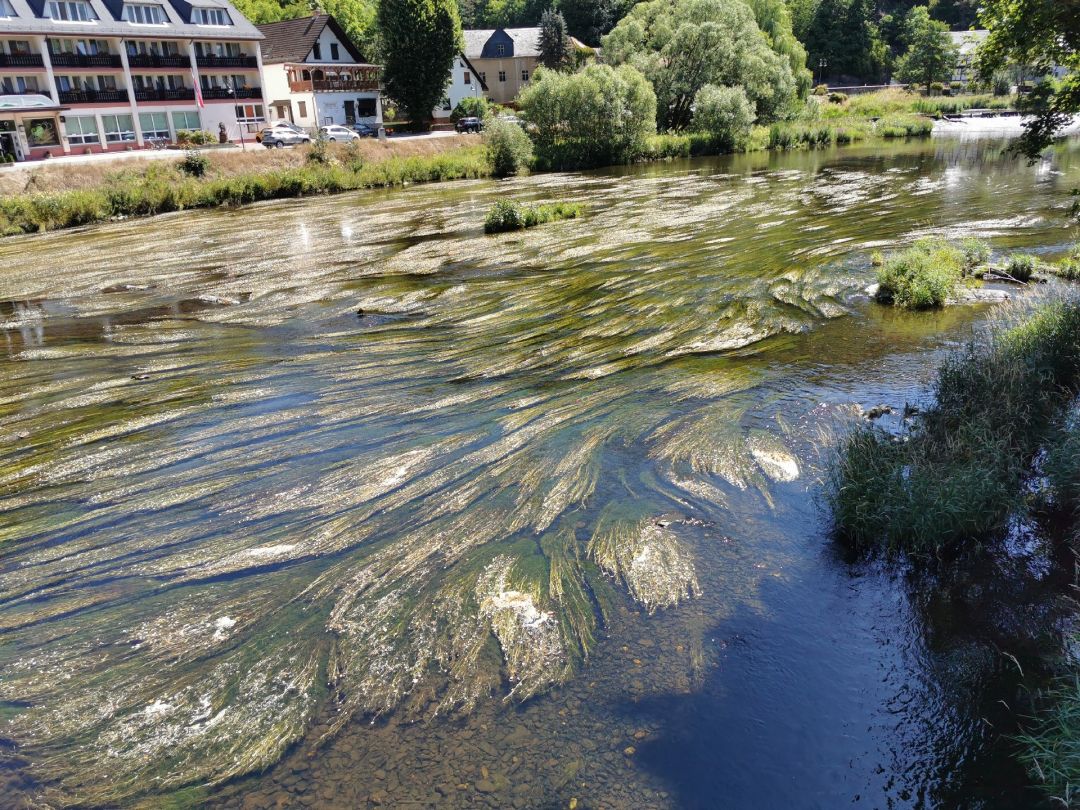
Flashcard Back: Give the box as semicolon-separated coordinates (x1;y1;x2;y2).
483;200;582;233
875;238;968;309
825;297;1080;554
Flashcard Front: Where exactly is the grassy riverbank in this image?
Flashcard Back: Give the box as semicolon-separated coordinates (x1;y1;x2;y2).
0;89;999;237
826;296;1080;554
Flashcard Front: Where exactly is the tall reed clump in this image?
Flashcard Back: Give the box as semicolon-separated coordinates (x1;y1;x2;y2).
1016;675;1080;809
825;297;1080;555
875;238;968;309
483;200;582;233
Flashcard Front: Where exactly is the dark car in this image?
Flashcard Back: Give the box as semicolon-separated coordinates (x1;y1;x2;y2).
455;116;483;133
352;122;377;137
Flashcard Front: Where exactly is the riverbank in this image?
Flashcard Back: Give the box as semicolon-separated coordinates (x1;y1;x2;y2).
2;90;997;237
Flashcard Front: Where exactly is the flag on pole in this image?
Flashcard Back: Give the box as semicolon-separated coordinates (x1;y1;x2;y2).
191;64;204;108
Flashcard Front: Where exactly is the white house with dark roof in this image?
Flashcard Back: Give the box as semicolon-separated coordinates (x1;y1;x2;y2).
257;14;380;130
0;0;265;160
432;52;487;120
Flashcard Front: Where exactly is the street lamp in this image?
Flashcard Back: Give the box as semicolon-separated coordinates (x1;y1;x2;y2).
818;59;828;86
227;77;246;151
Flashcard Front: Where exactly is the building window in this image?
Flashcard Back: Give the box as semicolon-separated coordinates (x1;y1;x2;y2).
495;44;505;56
191;6;229;25
0;0;16;19
463;71;470;85
0;75;38;93
47;1;97;21
234;103;263;123
49;38;108;55
521;70;529;82
498;71;506;82
139;111;169;139
297;100;306;117
26;118;59;146
101;113;135;142
195;41;239;57
122;4;165;24
65;114;99;144
356;97;376;117
171;110;200;131
330;42;338;60
312;42;320;60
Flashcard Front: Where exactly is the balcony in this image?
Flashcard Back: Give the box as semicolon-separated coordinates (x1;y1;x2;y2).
127;53;190;69
49;52;123;68
289;77;380;93
0;86;43;95
134;87;195;102
0;53;44;68
57;88;129;104
200;86;261;100
196;54;258;69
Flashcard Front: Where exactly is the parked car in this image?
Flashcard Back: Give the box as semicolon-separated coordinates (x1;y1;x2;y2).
260;124;311;148
352;122;377;138
497;114;523;126
319;124;359;142
455;116;483;133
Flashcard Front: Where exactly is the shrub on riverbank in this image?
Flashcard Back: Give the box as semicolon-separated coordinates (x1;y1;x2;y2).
1006;254;1039;282
826;297;1080;554
519;64;657;169
484;119;533;177
0;146;491;235
483;200;581;233
875;239;967;309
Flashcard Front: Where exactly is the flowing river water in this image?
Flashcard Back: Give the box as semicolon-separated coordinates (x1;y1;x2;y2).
1;136;1080;809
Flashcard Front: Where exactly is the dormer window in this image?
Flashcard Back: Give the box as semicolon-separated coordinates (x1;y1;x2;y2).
495;44;505;56
0;0;17;19
191;6;229;25
48;0;97;21
122;3;165;24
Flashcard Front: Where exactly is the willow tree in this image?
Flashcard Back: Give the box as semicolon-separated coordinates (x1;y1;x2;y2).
601;0;800;131
378;0;462;129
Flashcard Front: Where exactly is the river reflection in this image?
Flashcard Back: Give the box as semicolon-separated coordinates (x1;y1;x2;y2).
0;137;1078;808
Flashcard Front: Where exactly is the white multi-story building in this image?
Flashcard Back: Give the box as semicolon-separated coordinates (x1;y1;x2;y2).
0;0;265;161
257;14;380;131
432;52;487;121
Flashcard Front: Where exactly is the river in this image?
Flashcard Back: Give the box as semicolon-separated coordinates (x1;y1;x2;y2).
1;136;1079;809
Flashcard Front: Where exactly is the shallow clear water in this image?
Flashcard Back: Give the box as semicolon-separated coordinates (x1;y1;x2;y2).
1;137;1079;809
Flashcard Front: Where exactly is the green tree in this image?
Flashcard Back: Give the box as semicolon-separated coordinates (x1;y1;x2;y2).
556;0;631;46
378;0;463;130
692;84;755;149
979;0;1080;159
519;64;657;168
484;118;534;176
894;5;958;88
601;0;799;131
743;0;813;96
321;0;380;61
539;8;572;69
804;0;886;83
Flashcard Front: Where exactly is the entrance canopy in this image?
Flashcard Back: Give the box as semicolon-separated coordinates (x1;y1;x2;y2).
0;94;67;113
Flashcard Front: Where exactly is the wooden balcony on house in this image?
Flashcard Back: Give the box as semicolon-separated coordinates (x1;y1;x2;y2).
286;65;381;94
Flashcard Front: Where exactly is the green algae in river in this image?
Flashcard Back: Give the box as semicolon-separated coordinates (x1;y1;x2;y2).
1;137;1079;806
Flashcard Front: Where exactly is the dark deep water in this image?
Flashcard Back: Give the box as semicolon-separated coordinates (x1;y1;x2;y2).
1;136;1080;808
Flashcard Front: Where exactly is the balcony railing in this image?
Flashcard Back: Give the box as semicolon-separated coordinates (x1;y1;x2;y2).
0;53;44;68
127;53;190;69
49;52;123;68
200;86;261;100
289;77;380;93
134;87;195;102
57;88;129;104
0;86;43;95
196;54;257;69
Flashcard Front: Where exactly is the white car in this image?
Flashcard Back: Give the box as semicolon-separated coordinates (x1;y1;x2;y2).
260;122;311;148
319;124;359;142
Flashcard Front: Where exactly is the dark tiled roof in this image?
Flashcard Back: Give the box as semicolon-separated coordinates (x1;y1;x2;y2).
257;14;365;64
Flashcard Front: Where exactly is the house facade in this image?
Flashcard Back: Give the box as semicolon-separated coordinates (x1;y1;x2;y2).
257;14;380;130
463;27;541;106
0;0;265;161
432;52;486;120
